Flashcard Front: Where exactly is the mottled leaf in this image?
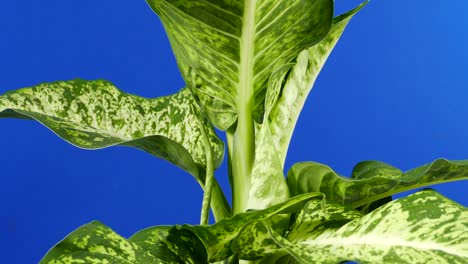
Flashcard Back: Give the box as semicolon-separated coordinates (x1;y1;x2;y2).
266;190;468;264
248;65;292;210
129;226;207;264
147;0;333;129
287;199;362;243
232;199;361;260
0;79;230;221
177;193;322;262
352;160;397;213
40;221;162;263
269;2;368;166
287;158;468;208
0;79;223;170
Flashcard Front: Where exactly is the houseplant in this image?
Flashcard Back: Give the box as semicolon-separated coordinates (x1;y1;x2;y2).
1;0;467;263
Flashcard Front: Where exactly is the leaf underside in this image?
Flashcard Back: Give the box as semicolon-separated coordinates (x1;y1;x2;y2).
147;0;334;130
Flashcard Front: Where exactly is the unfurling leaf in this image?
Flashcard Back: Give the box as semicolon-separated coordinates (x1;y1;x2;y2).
269;1;368;166
287;158;468;208
147;0;333;129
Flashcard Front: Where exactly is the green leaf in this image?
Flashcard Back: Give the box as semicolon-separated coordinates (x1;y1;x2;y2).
287;199;362;243
129;226;208;264
269;2;368;166
287;158;468;208
232;199;362;260
352;160;397;213
0;79;223;171
40;221;158;263
153;192;322;262
264;190;468;264
41;221;207;264
147;0;333;130
0;79;231;221
247;65;293;210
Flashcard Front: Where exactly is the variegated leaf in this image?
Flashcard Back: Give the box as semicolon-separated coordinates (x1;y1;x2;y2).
0;79;223;170
170;193;322;262
263;190;468;264
269;2;368;166
352;160;397;213
248;65;292;210
41;221;207;264
287;199;362;243
40;221;159;264
0;80;230;221
146;0;333;129
129;225;208;264
287;158;468;208
232;199;362;260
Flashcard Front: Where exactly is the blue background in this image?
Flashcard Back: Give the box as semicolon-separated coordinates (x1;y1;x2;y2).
1;1;467;262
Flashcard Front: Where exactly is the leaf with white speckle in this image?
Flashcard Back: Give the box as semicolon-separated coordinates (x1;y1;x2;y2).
41;221;207;264
269;2;368;166
176;193;322;262
0;79;230;220
40;221;160;264
264;190;468;264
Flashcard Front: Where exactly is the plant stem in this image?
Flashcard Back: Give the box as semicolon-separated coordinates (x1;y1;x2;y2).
227;116;255;215
199;113;215;225
228;0;257;215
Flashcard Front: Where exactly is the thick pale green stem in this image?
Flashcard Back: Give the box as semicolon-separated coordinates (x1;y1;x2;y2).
227;0;257;215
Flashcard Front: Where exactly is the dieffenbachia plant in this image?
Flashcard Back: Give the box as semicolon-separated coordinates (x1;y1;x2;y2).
1;0;467;263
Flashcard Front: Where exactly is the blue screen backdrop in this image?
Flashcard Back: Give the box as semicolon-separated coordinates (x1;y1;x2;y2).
1;1;467;262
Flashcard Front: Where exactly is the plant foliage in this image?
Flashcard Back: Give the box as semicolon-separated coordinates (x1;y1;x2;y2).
1;0;467;263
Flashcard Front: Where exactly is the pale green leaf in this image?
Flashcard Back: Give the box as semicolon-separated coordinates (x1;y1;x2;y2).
147;0;333;129
269;2;368;166
0;79;231;221
287;158;468;208
266;190;468;264
168;193;322;262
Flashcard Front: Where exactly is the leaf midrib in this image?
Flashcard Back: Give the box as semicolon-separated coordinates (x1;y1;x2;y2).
239;0;256;110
